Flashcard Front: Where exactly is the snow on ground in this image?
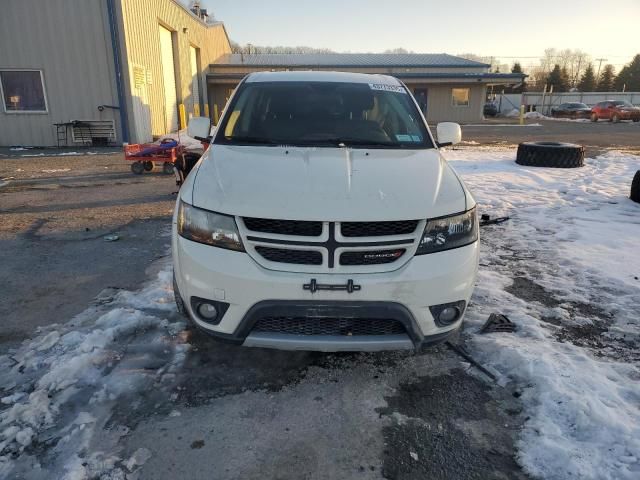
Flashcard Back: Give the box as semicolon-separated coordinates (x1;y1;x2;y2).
0;262;186;480
447;147;640;480
1;146;639;479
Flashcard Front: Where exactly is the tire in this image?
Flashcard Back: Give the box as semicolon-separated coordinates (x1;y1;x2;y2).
516;142;584;168
612;114;620;123
143;161;154;172
631;171;640;204
131;161;144;174
163;161;175;175
590;113;598;122
173;272;188;318
633;118;639;123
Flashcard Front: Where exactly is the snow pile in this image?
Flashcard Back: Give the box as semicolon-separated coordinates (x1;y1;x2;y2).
0;262;187;479
447;147;640;480
505;108;520;118
524;111;545;119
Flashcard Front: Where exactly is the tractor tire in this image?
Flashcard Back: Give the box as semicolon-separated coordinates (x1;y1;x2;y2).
143;161;154;172
131;161;145;174
516;142;584;168
631;171;640;204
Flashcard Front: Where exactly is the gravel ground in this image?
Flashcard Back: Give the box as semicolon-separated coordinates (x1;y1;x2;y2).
0;154;176;350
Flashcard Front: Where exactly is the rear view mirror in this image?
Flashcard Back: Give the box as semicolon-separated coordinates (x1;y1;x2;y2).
436;122;462;147
188;117;212;140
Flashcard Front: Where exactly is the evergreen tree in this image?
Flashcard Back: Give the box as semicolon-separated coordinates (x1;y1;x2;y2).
506;62;527;93
614;54;640;91
578;64;596;91
560;66;571;91
597;64;616;92
547;64;569;92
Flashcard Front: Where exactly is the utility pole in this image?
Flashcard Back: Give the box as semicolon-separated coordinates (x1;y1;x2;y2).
595;58;608;81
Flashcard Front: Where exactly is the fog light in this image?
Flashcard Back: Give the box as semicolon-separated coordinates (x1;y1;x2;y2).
429;301;466;327
197;303;218;321
439;307;460;324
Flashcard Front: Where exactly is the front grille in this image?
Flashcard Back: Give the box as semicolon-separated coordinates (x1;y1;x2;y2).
244;217;322;237
340;220;419;237
253;316;406;336
255;246;322;265
340;249;406;266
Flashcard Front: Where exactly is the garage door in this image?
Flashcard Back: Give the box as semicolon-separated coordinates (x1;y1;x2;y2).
159;26;178;133
190;46;201;117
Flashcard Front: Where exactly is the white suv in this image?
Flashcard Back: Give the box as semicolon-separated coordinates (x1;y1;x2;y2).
172;71;478;352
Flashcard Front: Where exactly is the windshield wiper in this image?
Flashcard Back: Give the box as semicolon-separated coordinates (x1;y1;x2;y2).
224;136;280;145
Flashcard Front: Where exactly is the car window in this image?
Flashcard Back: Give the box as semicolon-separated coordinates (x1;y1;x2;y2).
216;81;434;149
612;101;633;107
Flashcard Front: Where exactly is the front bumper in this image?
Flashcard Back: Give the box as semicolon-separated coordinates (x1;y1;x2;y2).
173;234;478;351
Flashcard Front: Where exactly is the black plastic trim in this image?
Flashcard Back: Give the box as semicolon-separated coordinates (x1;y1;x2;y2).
189;300;464;349
190;296;230;326
430;300;467;327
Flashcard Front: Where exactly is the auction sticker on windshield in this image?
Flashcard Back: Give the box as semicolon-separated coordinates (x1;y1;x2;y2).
369;83;406;94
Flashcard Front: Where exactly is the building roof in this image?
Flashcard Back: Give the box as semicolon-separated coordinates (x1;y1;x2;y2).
214;53;490;68
245;71;402;85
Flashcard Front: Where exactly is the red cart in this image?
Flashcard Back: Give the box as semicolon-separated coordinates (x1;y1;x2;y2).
124;139;186;175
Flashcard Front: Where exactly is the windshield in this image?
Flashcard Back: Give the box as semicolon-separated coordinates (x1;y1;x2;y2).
215;81;433;149
568;103;587;108
612;101;633;107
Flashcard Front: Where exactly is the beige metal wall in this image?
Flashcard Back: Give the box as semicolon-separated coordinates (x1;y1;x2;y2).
418;84;486;123
117;0;231;140
0;0;120;146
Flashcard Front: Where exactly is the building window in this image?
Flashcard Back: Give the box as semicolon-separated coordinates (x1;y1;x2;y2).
0;70;48;113
451;88;470;107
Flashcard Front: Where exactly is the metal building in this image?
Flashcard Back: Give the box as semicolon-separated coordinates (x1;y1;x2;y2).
208;54;525;124
0;0;231;147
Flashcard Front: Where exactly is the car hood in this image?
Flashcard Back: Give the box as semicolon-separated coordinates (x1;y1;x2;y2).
190;145;468;221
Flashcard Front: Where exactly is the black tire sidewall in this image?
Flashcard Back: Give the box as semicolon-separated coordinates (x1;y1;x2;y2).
516;142;584;168
131;162;144;174
631;171;640;203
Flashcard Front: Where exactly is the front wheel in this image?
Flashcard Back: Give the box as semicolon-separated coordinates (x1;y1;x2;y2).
612;114;620;123
633;118;639;123
590;113;598;122
143;161;154;172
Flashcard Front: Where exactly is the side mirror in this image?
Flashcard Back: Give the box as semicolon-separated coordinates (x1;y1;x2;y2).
187;117;212;140
436;122;462;147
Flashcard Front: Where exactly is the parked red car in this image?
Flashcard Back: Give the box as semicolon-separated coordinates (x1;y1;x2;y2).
590;101;640;122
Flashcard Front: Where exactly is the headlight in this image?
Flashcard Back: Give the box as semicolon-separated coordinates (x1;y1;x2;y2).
177;201;245;252
416;207;478;255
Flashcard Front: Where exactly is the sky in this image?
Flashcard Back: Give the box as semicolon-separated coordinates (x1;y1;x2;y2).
190;0;639;69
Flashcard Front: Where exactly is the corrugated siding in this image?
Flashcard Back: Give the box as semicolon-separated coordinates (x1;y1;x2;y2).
118;0;231;138
215;53;490;68
422;85;486;123
210;66;487;75
0;0;119;146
